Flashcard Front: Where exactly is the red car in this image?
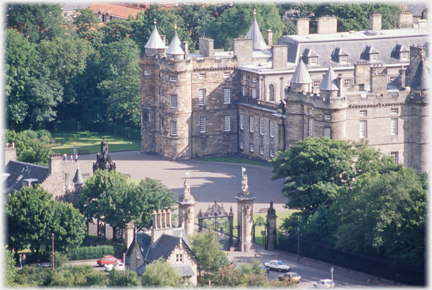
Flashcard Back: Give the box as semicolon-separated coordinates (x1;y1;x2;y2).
97;256;118;266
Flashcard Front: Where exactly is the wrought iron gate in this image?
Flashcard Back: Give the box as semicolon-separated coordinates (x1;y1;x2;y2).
253;216;268;249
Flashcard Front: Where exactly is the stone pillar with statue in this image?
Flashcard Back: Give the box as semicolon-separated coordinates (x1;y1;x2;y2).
177;171;197;237
93;137;116;172
235;167;255;252
266;201;277;251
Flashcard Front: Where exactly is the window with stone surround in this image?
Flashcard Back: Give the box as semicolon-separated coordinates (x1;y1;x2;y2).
158;86;162;96
170;75;177;82
199;73;206;79
170;95;177;108
249;116;254;133
359;120;367;138
198;89;206;106
344;79;351;87
259;118;264;135
313;81;320;87
224;116;230;132
144;69;150;76
360;110;367;116
249;143;254;152
252;77;257;83
391;118;398;135
252;88;257;99
223;89;231;104
308;118;313;136
240;140;244;150
391;151;399;164
240;114;244;130
269;84;275;101
243;75;247;80
324;127;331;138
224;72;230;78
242;86;246;96
200;116;206;133
391;108;399;114
171;122;177;136
160;117;163;131
270;148;275;158
259;146;264;155
176;254;183;263
270;121;275;138
324;114;331;120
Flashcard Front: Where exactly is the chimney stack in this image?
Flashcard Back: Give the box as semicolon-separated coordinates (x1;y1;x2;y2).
369;12;382;30
272;45;288;71
266;29;273;47
48;153;62;174
399;10;413;28
296;18;310;35
317;16;338;34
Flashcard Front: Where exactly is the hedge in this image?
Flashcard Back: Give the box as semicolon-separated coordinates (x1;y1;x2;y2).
67;245;114;260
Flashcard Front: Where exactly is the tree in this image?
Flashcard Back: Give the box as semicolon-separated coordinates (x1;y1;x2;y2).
191;230;228;274
50;265;107;287
108;269;141;287
141;257;182;287
6;186;86;255
6;4;66;43
4;248;16;287
334;167;426;267
73;8;103;47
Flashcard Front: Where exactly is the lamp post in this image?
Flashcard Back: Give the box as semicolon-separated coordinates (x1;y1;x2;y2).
52;233;54;272
331;266;334;289
297;226;300;261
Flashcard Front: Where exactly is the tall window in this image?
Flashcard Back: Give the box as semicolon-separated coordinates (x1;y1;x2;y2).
269;84;275;101
170;95;177;108
270;148;275;158
324;127;331;138
224;116;230;132
270;121;275;138
223;89;231;104
240;140;244;150
252;88;257;99
391;152;399;165
170;75;177;82
199;73;206;79
308;119;313;136
391;118;398;135
199;116;206;133
240;114;244;130
249;144;254;152
259;146;264;155
198;89;206;106
249;116;254;132
159;117;163;131
259;118;264;135
171;122;177;136
224;72;230;79
242;86;246;96
359;120;367;138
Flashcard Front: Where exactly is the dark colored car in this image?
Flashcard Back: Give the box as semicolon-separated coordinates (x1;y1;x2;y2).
36;262;52;268
97;255;118;266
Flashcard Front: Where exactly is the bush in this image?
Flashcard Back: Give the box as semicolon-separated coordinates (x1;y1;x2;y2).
14;266;53;286
67;246;115;260
25;129;38;139
36;129;51;139
54;252;68;268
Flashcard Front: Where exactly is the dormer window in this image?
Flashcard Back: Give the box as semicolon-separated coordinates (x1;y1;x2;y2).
391;44;409;61
362;46;379;62
331;47;348;64
302;48;319;65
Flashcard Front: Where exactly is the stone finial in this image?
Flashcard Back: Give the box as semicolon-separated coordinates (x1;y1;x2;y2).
241;173;249;192
253;8;256;15
154;18;157;25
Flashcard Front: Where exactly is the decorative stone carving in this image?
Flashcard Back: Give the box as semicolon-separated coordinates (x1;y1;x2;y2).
93;137;116;172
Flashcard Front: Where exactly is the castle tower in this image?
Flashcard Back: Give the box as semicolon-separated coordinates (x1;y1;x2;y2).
72;164;85;192
406;57;429;174
290;58;313;93
235;168;255;252
166;24;185;60
177;176;197;237
144;19;167;56
245;9;268;50
266;201;277;251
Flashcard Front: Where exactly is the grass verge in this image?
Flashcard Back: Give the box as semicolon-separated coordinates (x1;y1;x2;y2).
50;131;140;155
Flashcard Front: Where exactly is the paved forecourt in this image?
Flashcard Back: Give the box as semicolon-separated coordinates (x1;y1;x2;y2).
64;151;288;214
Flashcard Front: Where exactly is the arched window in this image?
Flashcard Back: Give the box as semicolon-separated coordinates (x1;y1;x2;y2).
269;84;275;101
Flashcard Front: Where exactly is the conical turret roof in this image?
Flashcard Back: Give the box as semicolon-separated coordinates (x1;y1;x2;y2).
144;22;167;49
291;58;312;84
73;166;85;185
410;58;429;90
319;66;339;91
166;29;184;55
245;13;268;50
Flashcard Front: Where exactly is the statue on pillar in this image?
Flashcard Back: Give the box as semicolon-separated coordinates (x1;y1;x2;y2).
93;137;116;172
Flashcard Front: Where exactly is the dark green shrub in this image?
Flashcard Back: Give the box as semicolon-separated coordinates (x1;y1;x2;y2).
36;129;51;139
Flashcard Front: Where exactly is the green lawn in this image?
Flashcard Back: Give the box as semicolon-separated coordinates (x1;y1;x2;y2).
196;156;269;166
50;131;141;155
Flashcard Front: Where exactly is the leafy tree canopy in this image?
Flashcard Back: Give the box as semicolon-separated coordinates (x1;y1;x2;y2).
191;230;228;273
141;257;182;287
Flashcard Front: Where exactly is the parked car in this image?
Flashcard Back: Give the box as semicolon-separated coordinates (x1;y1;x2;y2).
279;272;302;283
97;255;118;266
105;261;125;272
36;262;52;268
264;260;290;272
313;279;335;288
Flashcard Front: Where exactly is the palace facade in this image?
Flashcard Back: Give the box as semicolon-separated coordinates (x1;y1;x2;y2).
140;9;430;173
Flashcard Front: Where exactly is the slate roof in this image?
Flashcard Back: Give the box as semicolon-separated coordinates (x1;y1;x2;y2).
410;58;430;90
4;161;49;194
72;166;85;185
319;66;339;91
166;30;184;55
145;25;167;49
146;234;181;263
290;58;312;84
171;264;195;277
277;28;429;68
245;16;268;51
